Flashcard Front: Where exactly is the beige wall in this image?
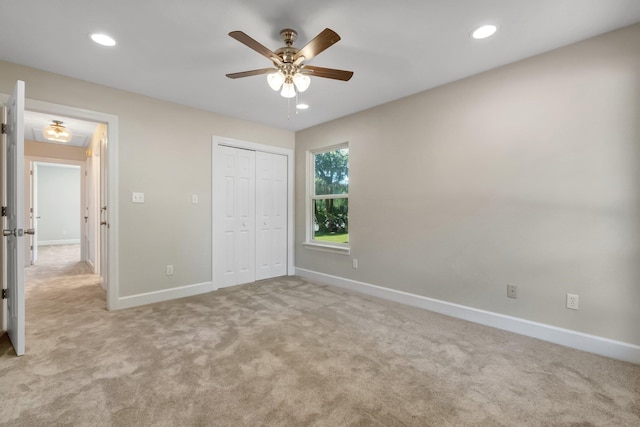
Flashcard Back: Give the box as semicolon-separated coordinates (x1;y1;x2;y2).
0;60;294;298
295;24;640;345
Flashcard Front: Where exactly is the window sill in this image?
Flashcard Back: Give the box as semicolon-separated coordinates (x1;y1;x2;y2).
303;242;351;255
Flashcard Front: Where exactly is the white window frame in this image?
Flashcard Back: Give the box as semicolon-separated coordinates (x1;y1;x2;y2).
304;142;350;255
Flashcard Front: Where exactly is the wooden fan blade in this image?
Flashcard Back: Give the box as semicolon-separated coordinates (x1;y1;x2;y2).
226;68;276;79
229;31;280;62
293;28;341;62
302;65;353;81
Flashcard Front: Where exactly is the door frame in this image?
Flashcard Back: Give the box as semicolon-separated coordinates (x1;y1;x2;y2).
211;136;294;288
5;97;120;310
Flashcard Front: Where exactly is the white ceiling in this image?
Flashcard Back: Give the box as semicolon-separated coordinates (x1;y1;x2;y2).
24;111;98;148
2;1;639;132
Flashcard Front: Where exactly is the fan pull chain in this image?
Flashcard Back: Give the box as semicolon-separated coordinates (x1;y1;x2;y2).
286;91;302;120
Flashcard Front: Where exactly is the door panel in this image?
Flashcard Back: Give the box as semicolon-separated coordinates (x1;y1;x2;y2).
3;80;26;356
271;154;287;277
214;146;255;287
255;152;287;280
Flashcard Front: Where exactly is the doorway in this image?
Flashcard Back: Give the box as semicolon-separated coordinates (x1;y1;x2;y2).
18;97;119;310
23;110;102;271
27;161;83;267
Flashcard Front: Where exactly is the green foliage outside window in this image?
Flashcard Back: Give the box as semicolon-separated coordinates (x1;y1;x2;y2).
313;148;349;244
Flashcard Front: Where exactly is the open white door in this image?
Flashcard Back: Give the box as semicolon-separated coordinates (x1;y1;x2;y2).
99;133;108;291
2;80;26;356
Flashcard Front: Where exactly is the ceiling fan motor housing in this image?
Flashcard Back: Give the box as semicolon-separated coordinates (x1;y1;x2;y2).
276;29;299;64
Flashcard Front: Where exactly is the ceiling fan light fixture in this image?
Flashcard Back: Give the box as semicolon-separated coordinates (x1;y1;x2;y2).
267;71;285;91
280;82;296;98
43;120;72;143
293;73;311;92
471;24;497;39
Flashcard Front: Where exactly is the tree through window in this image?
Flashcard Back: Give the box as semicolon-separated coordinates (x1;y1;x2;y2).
310;144;349;245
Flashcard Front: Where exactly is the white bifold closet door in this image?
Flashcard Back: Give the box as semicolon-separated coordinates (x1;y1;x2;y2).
255;151;287;280
214;145;287;288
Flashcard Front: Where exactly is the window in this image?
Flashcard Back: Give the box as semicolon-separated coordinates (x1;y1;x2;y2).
306;143;349;252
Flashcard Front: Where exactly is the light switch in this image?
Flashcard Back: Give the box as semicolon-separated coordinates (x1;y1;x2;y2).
132;192;145;203
192;194;198;204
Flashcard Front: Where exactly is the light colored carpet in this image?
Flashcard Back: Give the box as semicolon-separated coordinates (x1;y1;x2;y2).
0;245;639;426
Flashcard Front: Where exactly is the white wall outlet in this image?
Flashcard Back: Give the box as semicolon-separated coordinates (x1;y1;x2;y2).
352;259;358;269
566;293;579;310
132;192;145;203
192;194;198;204
166;265;173;276
507;284;518;299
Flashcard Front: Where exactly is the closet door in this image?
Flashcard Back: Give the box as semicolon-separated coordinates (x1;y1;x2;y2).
214;146;255;287
255;152;287;280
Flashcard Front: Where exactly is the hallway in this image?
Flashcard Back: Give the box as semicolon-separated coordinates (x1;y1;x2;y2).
26;244;97;286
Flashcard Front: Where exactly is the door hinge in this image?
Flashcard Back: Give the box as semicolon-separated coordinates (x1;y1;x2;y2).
1;123;6;134
2;289;7;300
1;206;6;217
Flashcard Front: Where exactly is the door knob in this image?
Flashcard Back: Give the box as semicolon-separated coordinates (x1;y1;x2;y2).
101;221;107;226
2;229;15;237
24;229;35;235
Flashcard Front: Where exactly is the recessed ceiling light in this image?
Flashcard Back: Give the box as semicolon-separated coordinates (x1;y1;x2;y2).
471;25;497;40
90;33;116;47
296;103;309;110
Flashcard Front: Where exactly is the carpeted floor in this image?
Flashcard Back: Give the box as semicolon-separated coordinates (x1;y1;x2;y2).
0;245;639;426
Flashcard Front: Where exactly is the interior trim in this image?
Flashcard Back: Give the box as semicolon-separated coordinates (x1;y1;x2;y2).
114;281;214;310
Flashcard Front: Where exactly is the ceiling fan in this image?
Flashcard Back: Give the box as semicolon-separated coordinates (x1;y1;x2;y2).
226;28;353;98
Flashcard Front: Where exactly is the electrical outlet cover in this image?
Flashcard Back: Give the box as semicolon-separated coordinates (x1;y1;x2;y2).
566;293;579;310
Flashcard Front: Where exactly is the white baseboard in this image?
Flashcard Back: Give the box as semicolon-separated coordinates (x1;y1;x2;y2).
295;268;640;365
38;239;81;246
114;281;214;310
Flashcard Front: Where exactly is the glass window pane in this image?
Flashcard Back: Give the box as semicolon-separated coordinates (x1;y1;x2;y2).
313;198;348;244
314;148;349;196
